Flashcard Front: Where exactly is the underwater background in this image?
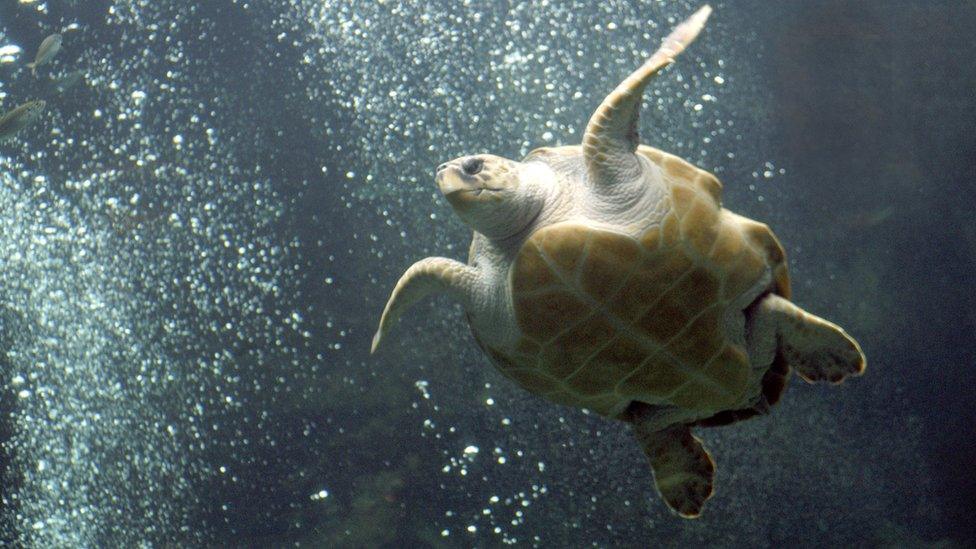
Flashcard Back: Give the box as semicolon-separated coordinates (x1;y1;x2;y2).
0;0;973;546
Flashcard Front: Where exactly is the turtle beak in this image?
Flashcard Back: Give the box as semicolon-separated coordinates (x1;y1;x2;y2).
437;167;482;212
436;162;482;203
435;162;463;193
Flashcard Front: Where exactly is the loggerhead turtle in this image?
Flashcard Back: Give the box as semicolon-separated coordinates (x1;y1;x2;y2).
372;5;865;518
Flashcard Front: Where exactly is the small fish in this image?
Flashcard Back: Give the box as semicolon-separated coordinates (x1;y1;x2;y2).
0;100;46;141
52;69;86;95
842;206;895;229
27;33;62;76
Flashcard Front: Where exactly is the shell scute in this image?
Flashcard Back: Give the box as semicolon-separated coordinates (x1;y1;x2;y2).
659;210;681;247
551;316;615;356
535;337;589;379
585;334;646;370
671;268;720;318
565;341;641;395
739;217;792;298
514;338;541;358
511;241;554;294
618;359;686;398
536;229;587;278
694;172;723;204
518;291;590;338
579;231;642;302
708;217;747;265
607;247;694;322
699;346;752;405
671;382;728;411
743;221;784;264
637;145;724;206
636;297;690;344
720;248;767;301
545;389;587;408
638;225;662;251
506;367;559;394
665;305;725;366
667;346;750;411
669;184;699;219
662;154;701;186
679;195;720;256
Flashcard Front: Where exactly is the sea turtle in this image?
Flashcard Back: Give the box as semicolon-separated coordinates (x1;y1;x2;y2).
372;5;865;518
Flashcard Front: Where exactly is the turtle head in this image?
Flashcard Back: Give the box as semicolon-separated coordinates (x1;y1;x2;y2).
436;153;549;240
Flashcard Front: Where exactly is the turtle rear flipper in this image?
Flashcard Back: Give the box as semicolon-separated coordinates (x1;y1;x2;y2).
757;294;866;383
632;422;714;518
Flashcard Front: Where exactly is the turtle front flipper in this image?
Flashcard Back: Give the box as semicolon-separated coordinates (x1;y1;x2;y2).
752;293;866;383
632;421;715;518
372;257;479;353
582;5;712;186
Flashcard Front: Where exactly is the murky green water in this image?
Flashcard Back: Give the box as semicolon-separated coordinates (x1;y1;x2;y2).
0;1;972;546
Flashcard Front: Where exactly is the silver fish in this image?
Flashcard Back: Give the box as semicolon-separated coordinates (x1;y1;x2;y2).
27;33;62;76
52;69;86;95
0;100;46;141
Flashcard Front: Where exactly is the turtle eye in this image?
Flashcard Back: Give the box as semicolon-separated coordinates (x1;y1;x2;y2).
462;157;484;176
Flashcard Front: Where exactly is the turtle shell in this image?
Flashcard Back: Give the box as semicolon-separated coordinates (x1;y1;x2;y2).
487;147;790;418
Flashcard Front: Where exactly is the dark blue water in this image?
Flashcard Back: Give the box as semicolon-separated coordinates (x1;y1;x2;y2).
0;0;972;546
